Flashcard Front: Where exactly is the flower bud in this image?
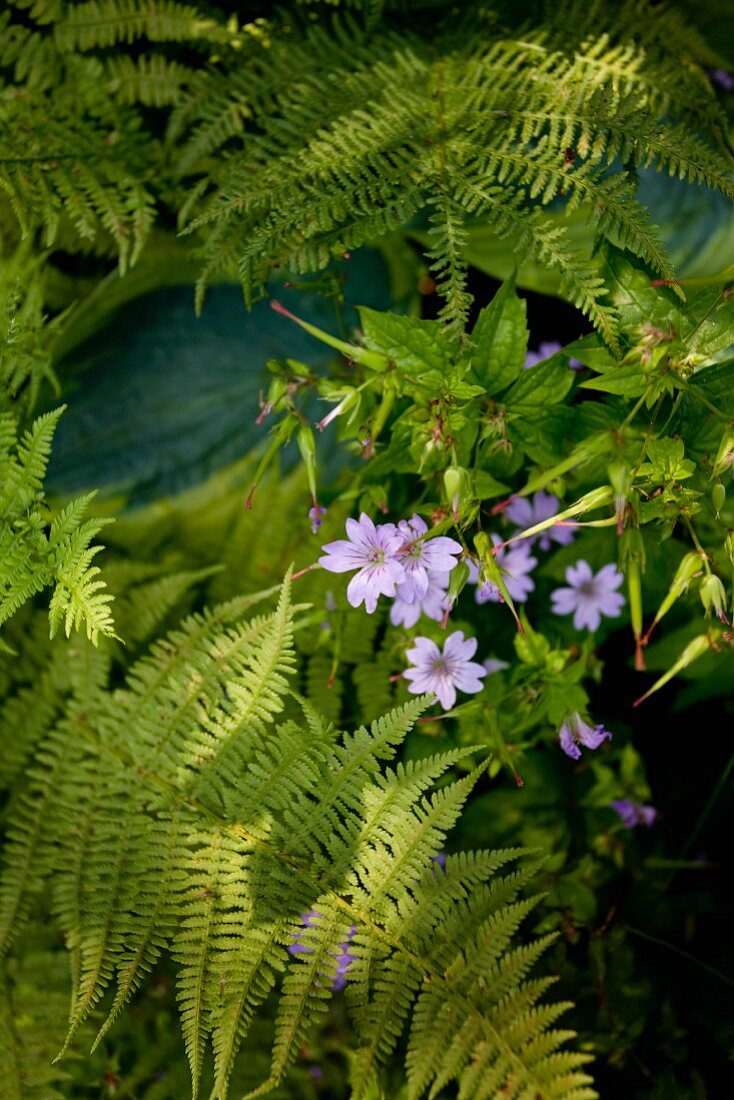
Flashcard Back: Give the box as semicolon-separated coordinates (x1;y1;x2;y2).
725;531;734;567
713;481;726;518
712;427;734;478
634;631;721;706
446;560;470;604
297;423;318;502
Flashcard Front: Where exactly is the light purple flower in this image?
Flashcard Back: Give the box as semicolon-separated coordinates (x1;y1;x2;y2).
319;513;405;613
390;570;450;628
395;514;461;600
610;799;657;828
483;657;510;675
287;909;321;956
558;712;612;759
711;68;734;91
332;925;357;990
551;560;624;631
504;491;577;551
288;912;357;990
467;535;537;604
524;341;582;371
403;631;487;711
309;504;327;534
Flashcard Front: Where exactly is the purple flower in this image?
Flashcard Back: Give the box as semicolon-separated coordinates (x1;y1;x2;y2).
504;491;577;550
288;909;321;956
558;712;612;759
610;799;657;828
551;560;624;631
403;630;487;710
395;514;461;600
524;341;582;371
309;504;327;534
468;535;537;604
332;925;357;990
711;68;734;91
483;657;509;675
288;912;357;991
390;570;451;628
319;514;405;613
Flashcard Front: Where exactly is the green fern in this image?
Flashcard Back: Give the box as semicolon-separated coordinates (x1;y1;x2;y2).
179;0;734;339
0;576;596;1098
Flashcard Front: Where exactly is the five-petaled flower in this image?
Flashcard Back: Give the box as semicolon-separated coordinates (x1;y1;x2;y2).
403;631;487;710
504;491;576;551
395;514;462;601
390;570;450;628
551;560;624;631
558;712;612;759
319;513;405;613
610;798;657;828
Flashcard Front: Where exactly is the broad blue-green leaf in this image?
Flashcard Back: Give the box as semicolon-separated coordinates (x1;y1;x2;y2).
470;276;528;392
47;250;394;505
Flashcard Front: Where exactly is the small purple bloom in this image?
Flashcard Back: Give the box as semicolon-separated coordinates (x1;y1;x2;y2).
711;68;734;91
610;799;657;828
390;570;451;628
332;925;357;990
395;514;461;600
309;504;327;534
288;913;357;991
467;535;537;604
319;514;405;613
559;712;612;759
483;657;510;675
504;491;577;550
308;1065;324;1080
288;909;321;956
551;560;624;631
524;341;582;371
432;852;447;870
403;630;487;711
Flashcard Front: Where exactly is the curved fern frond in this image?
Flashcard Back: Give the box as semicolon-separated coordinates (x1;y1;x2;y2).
179;2;734;338
0;576;597;1098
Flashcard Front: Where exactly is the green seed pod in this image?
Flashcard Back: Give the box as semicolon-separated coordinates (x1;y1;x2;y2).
699;574;728;621
447;560;470;604
712;427;734;478
443;465;472;505
713;481;726;518
297;423;318;501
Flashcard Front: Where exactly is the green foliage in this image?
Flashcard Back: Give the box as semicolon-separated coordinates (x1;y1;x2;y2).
180;1;734;340
0;578;594;1099
0;265;115;642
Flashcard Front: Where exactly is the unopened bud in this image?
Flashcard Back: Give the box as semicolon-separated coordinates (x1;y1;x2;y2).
297;423;318;502
634;631;721;706
644;551;703;642
443;465;471;505
447;560;470;604
713;482;726;519
712;427;734;478
726;530;734;566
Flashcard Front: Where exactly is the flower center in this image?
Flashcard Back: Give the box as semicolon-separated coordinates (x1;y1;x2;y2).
579;581;596;596
368;548;385;565
431;657;449;676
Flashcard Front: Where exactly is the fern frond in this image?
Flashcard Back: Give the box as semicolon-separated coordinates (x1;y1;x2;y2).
0;578;596;1098
179;2;733;338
